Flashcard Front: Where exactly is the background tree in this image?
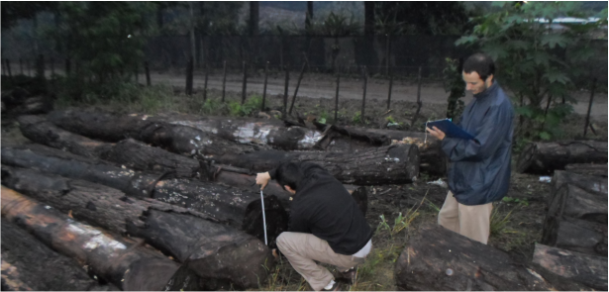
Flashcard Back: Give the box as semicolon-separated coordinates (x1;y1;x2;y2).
374;2;471;35
456;2;607;143
51;2;155;98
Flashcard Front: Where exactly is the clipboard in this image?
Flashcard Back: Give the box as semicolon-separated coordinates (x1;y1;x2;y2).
426;118;475;140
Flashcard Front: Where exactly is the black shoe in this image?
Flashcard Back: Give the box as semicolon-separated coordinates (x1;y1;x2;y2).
336;267;357;284
321;281;342;291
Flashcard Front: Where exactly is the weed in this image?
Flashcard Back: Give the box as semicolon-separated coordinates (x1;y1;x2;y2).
490;205;515;237
352;111;362;123
502;197;529;207
318;109;328;124
200;98;224;115
228;95;263;117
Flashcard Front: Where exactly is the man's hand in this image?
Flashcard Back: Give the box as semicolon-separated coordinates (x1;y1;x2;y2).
255;172;271;190
426;126;446;140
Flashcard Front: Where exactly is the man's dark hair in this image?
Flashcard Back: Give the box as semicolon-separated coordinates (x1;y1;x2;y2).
463;53;495;80
275;162;303;191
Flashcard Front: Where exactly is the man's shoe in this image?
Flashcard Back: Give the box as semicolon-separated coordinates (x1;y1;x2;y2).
336;268;357;284
321;281;342;291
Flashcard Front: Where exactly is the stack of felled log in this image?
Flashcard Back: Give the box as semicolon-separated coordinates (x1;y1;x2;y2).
2;107;426;290
515;140;608;290
535;164;608;290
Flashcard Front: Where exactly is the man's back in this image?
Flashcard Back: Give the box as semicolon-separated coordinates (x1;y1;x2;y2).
285;162;373;255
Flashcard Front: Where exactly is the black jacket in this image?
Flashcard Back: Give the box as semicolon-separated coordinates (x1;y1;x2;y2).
269;162;373;255
441;81;514;205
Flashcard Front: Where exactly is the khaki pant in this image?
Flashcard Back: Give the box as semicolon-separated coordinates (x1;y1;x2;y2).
276;232;368;291
437;191;493;244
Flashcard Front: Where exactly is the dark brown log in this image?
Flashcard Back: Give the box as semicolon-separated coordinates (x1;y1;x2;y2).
565;163;608;177
206;144;419;185
1;187;185;291
517;140;608;174
395;223;585;291
1;220;110;291
318;125;445;175
16;116;368;215
541;216;607;256
18;115;205;177
43;110;268;157
548;170;607;207
533;243;607;290
1;144;289;244
1;165;274;288
3;96;52;116
547;184;607;224
48;108;325;150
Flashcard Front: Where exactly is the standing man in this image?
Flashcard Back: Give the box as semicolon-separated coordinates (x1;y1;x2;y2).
256;161;373;291
427;53;514;244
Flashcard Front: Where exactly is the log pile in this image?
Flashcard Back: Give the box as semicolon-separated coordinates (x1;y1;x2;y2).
537;166;608;289
1;187;192;291
1;144;289;245
41;111;421;184
7;108;431;289
16;116;369;215
1;165;274;289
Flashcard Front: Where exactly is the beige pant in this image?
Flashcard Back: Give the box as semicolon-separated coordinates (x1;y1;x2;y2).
437;191;493;244
276;232;368;291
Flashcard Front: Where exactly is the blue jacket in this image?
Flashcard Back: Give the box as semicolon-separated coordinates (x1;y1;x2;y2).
441;81;514;205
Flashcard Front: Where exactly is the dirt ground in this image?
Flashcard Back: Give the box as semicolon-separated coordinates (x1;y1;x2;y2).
1;74;606;290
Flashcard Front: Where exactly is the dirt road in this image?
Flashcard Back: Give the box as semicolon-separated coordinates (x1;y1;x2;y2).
145;70;607;120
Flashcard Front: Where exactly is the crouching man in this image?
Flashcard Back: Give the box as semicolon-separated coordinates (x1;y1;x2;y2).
256;161;373;291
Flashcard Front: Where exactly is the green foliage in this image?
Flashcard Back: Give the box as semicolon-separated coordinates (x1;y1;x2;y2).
352;111;362;124
443;58;466;120
490;205;514;237
374;2;472;35
502;197;529;207
199;98;224;115
228;95;263;117
456;2;606;142
318;110;328;124
50;2;155;100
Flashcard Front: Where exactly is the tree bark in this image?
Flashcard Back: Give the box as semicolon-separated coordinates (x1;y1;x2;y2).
395;224;585;291
564;163;608;177
205;144;419;185
1;187;186;291
1;165;274;289
517;140;608;174
533;243;607;291
48;108;324;150
1;220;111;291
541;216;607;256
549;170;607;207
1;145;289;245
319;124;445;175
547;183;607;224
